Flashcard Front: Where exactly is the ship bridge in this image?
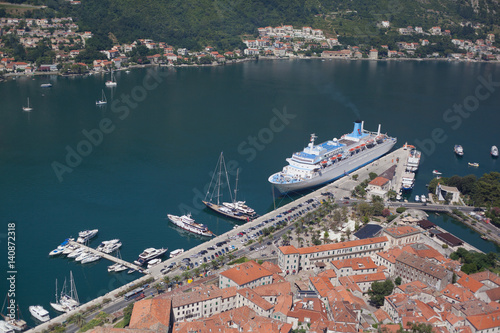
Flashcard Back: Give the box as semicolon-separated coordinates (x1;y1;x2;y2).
292;136;344;164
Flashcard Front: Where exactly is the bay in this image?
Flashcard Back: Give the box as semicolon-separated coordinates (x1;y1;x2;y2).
0;59;499;326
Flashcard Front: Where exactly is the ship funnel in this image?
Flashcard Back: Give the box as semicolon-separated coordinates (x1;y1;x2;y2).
353;121;363;138
377;124;381;135
361;121;364;132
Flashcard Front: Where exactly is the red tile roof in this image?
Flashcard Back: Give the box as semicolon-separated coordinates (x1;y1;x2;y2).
467;310;500;330
129;298;171;332
220;260;272;286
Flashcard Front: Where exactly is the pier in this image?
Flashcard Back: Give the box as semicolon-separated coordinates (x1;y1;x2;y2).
68;241;143;272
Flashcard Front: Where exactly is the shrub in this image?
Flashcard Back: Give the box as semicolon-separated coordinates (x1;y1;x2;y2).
396;207;406;214
387;215;397;222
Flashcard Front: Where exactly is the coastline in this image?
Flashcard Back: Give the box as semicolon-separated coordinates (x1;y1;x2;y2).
2;55;497;82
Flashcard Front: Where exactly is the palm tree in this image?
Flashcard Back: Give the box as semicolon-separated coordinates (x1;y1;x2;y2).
200;262;208;273
73;312;85;328
193;267;200;278
163;276;171;285
182;270;192;281
211;260;218;269
227;253;235;262
173;275;181;285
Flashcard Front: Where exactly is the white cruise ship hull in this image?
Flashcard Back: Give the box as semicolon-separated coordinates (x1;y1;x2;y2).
270;138;396;194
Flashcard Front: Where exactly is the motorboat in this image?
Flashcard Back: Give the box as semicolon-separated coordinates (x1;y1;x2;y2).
76;229;98;243
0;321;14;333
40;83;52;88
170;249;184;258
147;259;162;269
432;170;442;175
101;242;122;254
421;195;427;203
29;305;50;322
468;162;479;167
81;254;101;264
492;146;498;157
134;248;167;266
96;239;120;252
75;251;91;262
67;248;85;259
454;145;464;156
49;238;73;256
415;195;420;202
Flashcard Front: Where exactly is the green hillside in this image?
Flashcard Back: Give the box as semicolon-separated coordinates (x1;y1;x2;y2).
4;0;500;50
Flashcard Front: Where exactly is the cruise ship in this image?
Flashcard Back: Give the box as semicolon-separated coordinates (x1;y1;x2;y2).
167;213;215;237
268;121;397;194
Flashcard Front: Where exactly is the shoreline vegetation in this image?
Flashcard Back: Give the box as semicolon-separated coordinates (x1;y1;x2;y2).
1;55;495;82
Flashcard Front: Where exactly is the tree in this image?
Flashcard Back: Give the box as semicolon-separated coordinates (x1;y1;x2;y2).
163;276;171;285
369;172;378;180
72;312;85;328
368;279;394;307
352;174;359;181
122;303;134;326
394;276;402;286
173;275;181;284
406;322;434;333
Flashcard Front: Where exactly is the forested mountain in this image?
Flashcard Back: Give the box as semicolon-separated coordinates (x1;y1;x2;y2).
4;0;500;50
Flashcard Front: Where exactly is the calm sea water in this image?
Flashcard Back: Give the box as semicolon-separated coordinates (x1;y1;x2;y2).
1;59;500;325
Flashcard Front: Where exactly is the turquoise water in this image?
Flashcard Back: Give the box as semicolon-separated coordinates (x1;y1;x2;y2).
1;59;500;325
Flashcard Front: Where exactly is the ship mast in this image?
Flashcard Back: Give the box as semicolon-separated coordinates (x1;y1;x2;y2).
233;169;239;204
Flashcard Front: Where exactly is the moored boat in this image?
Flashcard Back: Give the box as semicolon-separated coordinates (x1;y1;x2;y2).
406;148;421;172
29;305;50;322
401;172;415;191
170;249;184;258
268;121;397;194
147;258;162;268
40;83;52;88
432;170;442;175
167;213;215;237
77;229;98;243
468;162;479;167
415;195;420;202
134;248;167;266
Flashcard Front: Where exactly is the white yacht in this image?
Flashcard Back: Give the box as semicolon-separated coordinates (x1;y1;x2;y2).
147;259;162;268
167;213;215;237
49;238;73;256
0;321;14;333
77;229;98;243
29;305;50;322
134;248;167;266
67;248;85;259
81;254;101;264
170;249;184;258
75;251;91;262
101;242;122;254
492;146;499;157
96;239;120;252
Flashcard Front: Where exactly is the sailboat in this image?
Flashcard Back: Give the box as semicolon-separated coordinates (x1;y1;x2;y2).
202;152;249;221
96;90;107;105
105;70;117;87
50;272;79;313
22;98;33;112
221;169;256;218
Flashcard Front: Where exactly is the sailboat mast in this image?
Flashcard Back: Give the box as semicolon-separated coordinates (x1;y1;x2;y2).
216;153;223;205
55;279;58;303
70;271;79;304
233;169;239;204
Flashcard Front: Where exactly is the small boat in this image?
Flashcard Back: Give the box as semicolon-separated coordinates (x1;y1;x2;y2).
481;235;488;240
96;89;107;105
105;70;117;87
170;249;184;258
134;248;167;266
468;162;479;167
40;83;52;88
81;254;101;264
62;244;79;255
492;146;499;158
421;195;427;203
147;258;162;268
127;269;136;274
75;251;91;262
29;305;50;322
96;239;120;252
76;229;98;243
22;98;33;112
125;70;131;74
396;194;402;201
454;145;464;156
0;299;27;330
49;238;73;256
0;321;14;333
432;170;442;175
415;195;420;202
67;248;85;259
